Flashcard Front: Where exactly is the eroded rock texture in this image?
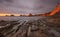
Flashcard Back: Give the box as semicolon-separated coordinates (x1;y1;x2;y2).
0;17;60;37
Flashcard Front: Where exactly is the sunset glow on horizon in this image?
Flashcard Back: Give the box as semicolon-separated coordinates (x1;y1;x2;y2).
0;13;29;16
0;14;10;16
0;13;21;16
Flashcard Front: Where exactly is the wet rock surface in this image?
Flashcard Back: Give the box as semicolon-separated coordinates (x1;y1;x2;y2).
0;17;60;37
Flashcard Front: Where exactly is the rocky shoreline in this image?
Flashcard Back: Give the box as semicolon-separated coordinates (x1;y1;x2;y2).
0;17;60;37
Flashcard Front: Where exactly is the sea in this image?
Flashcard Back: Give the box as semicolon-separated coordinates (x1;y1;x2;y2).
0;16;45;21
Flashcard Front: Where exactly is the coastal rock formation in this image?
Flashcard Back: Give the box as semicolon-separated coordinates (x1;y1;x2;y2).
0;17;60;37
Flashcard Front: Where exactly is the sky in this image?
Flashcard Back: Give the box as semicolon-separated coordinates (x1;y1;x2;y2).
0;0;60;14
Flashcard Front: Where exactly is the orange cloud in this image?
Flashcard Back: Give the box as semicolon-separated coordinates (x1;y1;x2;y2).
49;4;60;16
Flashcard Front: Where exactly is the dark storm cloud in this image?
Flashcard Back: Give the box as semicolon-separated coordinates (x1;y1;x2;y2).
0;0;60;14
